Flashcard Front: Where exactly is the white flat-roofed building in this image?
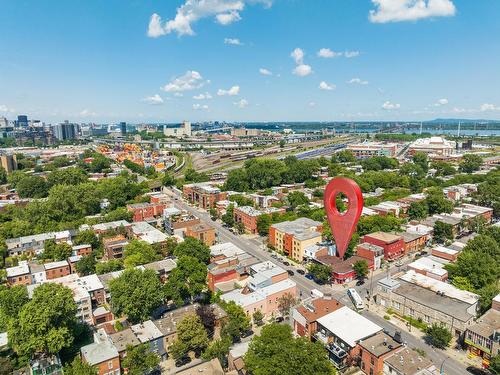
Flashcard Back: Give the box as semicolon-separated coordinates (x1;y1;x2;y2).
5;229;75;256
408;137;455;156
210;242;246;259
346;142;398;159
131;221;168;245
407;257;448;281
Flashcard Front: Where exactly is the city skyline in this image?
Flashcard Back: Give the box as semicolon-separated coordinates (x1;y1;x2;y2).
1;0;500;123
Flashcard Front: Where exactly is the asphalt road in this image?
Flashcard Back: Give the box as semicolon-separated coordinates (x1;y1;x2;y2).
167;188;468;375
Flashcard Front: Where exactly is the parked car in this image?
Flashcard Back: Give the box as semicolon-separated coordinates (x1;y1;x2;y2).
283;261;290;266
305;274;314;280
297;269;305;275
287;270;294;276
175;356;191;367
275;316;284;323
241;329;254;338
271;254;278;259
356;279;365;286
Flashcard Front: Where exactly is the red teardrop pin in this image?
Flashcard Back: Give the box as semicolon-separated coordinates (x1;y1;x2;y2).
324;177;364;258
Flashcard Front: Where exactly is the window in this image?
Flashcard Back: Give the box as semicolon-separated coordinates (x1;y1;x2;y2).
424;315;430;323
392;301;400;309
370;357;374;365
370;369;374;375
108;361;114;370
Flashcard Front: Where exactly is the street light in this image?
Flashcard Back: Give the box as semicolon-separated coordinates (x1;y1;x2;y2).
440;357;448;375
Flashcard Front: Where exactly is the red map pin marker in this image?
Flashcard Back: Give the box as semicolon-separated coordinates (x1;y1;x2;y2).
324;177;364;258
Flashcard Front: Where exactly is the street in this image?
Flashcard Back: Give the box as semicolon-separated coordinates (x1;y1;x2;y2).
167;188;468;375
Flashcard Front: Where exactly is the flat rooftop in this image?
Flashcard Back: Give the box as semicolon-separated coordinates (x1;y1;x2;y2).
359;331;401;357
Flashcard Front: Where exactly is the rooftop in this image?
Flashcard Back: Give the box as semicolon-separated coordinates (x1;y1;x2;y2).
467;309;500;339
44;260;69;270
316;306;381;347
385;347;437;375
408;257;447;277
131;320;164;343
108;328;141;353
6;263;30;277
359;331;401;357
364;231;402;244
295;298;344;323
81;339;119;365
210;242;246;258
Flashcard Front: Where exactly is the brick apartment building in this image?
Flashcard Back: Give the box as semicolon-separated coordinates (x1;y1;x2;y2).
163;207;200;235
315;255;374;284
102;235;129;260
44;260;71;280
183;183;227;209
362;232;405;261
269;217;323;262
234;206;285;234
127;202;166;222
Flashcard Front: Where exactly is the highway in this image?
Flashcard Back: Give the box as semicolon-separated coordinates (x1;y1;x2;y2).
166;187;468;375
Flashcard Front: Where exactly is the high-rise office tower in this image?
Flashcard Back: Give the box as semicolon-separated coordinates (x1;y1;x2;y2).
120;122;127;135
17;115;28;128
53;121;77;141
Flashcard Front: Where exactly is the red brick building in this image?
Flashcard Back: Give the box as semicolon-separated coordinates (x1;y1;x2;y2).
292;298;344;338
72;244;92;257
362;232;405;261
6;263;32;286
234;206;285;234
315;255;374;284
44;260;71;280
183;183;227;209
102;235;129;260
127;202;166;222
399;232;427;254
354;331;402;375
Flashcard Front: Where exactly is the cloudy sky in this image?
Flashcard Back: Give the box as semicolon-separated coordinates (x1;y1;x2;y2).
1;0;499;123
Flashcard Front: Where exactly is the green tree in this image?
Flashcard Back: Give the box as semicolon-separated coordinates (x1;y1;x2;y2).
0;166;7;184
104;207;133;222
399;163;425;179
408;201;429;220
162;173;176;187
47;167;88;188
76;254;97;276
221;301;251;341
425;324;452;349
256;214;272;236
16;175;48;198
244;324;335;375
95;259;123;274
490;355;500;375
459;154;483;173
222;204;235;227
63;357;98;375
109;268;164;324
478;283;500;314
236;222;245;234
73;230;100;250
253;310;264;325
229;194;255;207
171;314;209;358
224;168;249;192
277;293;298;318
433;221;454;243
450;276;474;291
425;187;453;215
430;161;455;176
412;152;429;173
173;237;210;264
353;260;369;280
202;337;232;366
165;256;207;305
123;239;160;268
122;344;160;375
287;191;309;209
307;263;332;284
244;159;287;190
332;150;355;163
357;214;402;236
0;285;29;331
42;239;73;261
8;283;78;357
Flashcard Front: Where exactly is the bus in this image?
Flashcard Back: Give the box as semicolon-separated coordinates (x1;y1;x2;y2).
347;288;365;311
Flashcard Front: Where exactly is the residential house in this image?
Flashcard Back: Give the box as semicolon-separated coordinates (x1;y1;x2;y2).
357;331;402;375
163;208;200;235
5;229;75;257
292;297;344;339
127;202;166;222
44;260;71;280
356;243;385;270
103;235;129;260
182;182;227;209
383;347;439;375
81;329;121;375
131;320;167;360
315;255;374;284
407;257;448;281
72;243;92;257
6;262;32;286
464;307;500;368
234;206;285;234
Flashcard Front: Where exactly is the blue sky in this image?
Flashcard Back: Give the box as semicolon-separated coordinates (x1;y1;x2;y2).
1;0;499;123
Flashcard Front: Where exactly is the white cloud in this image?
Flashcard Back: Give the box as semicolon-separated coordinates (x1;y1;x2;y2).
234;99;249;108
480;103;500;111
147;0;272;37
259;68;272;76
161;70;207;92
293;64;312;77
217;85;240;96
173;93;184;97
193;92;212;100
290;48;305;65
216;10;242;25
369;0;456;23
348;78;369;85
344;50;360;58
309;102;316;107
224;38;243;45
79;109;97;117
0;104;14;113
142;94;164;105
434;98;449;106
319;81;335;90
192;103;209;110
317;48;342;58
382;101;401;110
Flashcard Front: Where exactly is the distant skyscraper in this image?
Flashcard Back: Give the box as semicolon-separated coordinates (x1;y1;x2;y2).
120;122;127;135
17;115;28;128
53;121;77;141
0;154;18;174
